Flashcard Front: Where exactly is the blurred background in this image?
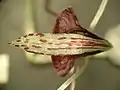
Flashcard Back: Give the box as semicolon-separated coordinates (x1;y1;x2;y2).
0;0;120;90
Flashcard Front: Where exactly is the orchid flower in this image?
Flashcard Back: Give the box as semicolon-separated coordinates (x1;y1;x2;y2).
9;7;112;78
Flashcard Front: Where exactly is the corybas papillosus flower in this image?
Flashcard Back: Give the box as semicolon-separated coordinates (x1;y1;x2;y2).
9;7;112;77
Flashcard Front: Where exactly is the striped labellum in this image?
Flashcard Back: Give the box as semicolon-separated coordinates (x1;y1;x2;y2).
9;7;112;77
10;33;111;56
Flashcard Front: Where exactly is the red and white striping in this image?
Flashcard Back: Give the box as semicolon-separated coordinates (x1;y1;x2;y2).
9;32;110;56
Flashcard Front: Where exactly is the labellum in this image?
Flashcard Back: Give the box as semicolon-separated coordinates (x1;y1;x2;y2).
9;7;112;77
